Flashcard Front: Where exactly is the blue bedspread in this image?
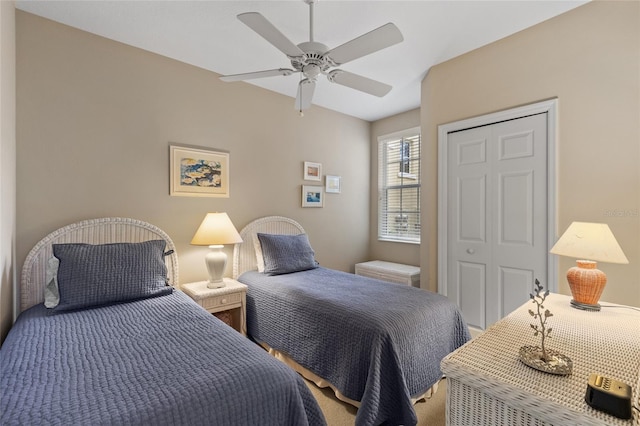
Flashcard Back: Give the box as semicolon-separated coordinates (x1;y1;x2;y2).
0;291;325;426
240;267;471;426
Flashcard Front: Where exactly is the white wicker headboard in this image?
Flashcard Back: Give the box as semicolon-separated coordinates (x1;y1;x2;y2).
232;216;306;279
20;217;179;312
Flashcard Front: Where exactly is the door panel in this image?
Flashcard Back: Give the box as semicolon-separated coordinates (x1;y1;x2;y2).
458;261;485;329
500;171;533;245
447;113;547;329
499;130;534;160
448;126;491;328
458;139;487;165
499;266;533;317
458;175;486;242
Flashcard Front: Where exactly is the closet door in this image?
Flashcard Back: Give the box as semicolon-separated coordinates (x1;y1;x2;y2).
446;113;548;330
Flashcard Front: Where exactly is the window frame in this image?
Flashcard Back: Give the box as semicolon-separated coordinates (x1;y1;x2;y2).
377;127;421;244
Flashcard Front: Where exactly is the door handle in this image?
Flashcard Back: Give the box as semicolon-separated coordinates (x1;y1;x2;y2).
466;248;475;254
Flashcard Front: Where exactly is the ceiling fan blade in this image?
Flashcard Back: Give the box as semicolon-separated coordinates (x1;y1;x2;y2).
220;68;297;82
328;70;392;97
238;12;305;58
326;23;403;65
295;79;316;111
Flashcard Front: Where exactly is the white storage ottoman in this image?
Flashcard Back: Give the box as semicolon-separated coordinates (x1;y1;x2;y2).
355;260;420;287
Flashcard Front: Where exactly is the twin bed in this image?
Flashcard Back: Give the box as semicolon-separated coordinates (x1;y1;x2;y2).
234;216;471;426
1;217;324;426
2;215;470;426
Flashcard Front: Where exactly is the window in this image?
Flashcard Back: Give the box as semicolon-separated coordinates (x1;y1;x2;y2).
400;141;411;174
378;128;421;243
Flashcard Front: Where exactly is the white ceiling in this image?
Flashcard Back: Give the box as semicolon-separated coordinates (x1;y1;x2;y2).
15;0;587;122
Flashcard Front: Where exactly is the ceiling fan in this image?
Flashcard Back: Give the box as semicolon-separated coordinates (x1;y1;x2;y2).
220;0;404;113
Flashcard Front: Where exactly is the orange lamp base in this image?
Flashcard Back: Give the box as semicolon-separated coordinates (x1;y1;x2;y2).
566;260;606;311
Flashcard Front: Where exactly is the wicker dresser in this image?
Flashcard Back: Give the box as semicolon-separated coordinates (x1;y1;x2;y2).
441;293;639;425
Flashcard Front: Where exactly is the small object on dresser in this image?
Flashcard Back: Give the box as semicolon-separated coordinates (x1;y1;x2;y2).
585;373;632;419
519;279;572;375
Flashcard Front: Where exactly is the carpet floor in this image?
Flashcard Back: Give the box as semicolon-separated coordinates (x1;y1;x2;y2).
304;377;447;426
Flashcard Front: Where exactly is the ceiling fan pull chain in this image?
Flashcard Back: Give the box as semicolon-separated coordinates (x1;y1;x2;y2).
299;74;304;117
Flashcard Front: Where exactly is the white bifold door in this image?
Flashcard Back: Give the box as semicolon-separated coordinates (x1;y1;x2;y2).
446;113;548;330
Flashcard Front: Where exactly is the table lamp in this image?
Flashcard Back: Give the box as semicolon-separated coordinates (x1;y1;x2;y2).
550;221;628;311
191;213;243;288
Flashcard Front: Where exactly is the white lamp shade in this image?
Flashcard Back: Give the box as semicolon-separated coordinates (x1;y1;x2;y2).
191;212;243;246
550;222;628;264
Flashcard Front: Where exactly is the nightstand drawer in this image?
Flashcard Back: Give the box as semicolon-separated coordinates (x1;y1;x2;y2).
200;292;242;310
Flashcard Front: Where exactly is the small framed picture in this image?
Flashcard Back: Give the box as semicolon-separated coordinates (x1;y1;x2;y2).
303;161;322;181
170;145;229;197
325;175;341;194
302;185;324;208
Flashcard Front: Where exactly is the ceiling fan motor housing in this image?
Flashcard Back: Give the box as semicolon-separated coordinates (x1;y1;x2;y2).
291;41;331;80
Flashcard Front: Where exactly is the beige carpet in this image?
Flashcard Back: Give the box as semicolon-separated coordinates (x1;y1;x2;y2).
305;378;447;426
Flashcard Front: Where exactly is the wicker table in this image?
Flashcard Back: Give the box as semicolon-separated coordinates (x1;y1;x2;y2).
181;279;247;335
441;293;639;425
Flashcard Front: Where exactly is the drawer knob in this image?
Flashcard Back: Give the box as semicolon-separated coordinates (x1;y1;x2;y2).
221;298;227;304
466;248;475;254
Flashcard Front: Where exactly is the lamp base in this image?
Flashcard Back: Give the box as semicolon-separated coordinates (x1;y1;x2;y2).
566;260;606;309
207;279;226;289
570;299;601;311
204;245;227;288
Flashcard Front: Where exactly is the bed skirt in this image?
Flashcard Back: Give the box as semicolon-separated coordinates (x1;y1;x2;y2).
258;341;440;407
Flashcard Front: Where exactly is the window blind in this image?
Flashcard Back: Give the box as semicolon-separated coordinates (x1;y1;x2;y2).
378;132;421;243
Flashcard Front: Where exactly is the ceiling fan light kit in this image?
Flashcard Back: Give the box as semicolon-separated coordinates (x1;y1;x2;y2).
220;0;404;113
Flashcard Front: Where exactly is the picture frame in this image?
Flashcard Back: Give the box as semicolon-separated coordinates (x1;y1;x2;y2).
303;161;322;181
169;144;229;197
302;185;324;208
325;175;341;194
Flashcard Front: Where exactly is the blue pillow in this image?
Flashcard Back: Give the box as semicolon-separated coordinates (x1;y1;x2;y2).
257;233;318;275
52;240;172;311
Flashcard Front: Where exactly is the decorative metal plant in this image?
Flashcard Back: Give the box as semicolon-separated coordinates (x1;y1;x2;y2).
519;279;572;375
528;279;553;362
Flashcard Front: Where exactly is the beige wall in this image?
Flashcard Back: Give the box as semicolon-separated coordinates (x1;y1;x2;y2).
15;11;371;299
8;2;638;344
369;108;421;267
421;1;640;306
0;1;16;344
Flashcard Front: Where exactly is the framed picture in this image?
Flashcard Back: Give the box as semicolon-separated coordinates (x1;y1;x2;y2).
169;145;229;197
303;161;322;181
302;185;324;208
325;175;341;194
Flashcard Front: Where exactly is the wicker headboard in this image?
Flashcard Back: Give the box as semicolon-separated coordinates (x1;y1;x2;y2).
232;216;306;279
20;217;179;312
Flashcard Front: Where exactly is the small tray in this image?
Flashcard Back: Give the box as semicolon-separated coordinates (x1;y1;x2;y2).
519;345;573;375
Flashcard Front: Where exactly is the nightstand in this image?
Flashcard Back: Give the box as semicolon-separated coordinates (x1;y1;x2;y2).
181;278;247;336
